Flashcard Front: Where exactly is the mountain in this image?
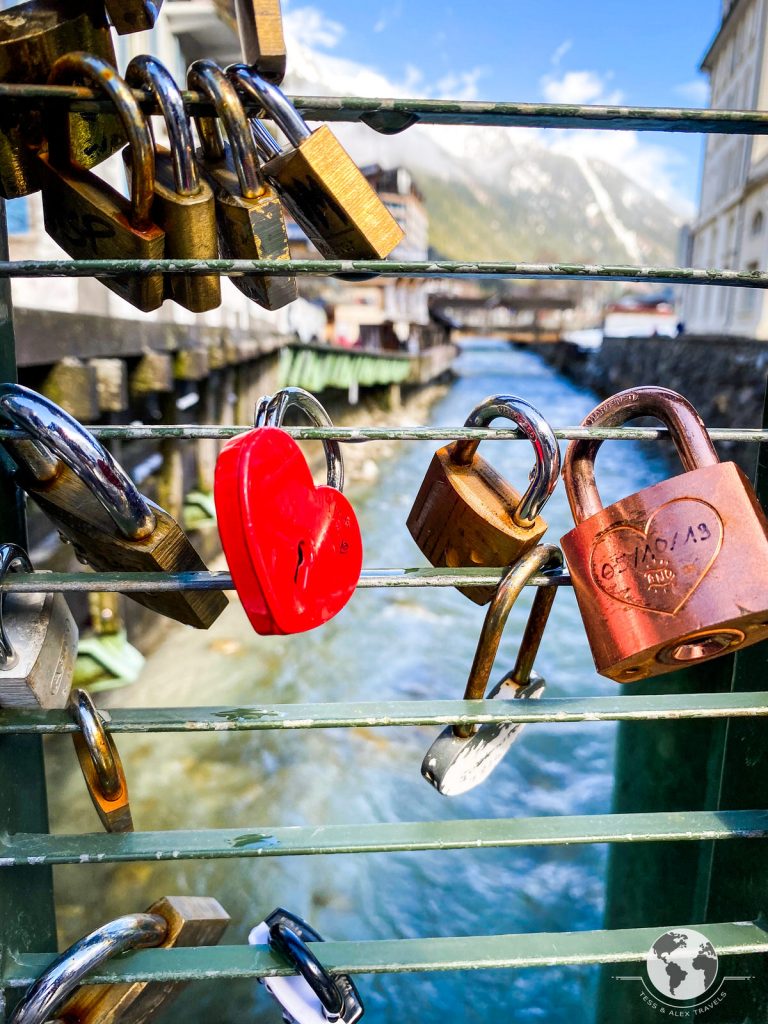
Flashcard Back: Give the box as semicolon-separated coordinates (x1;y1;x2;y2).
278;32;683;265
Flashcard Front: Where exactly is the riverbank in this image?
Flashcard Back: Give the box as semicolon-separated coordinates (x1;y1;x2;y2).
532;334;768;474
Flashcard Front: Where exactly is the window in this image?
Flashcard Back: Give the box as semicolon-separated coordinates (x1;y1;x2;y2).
752;210;764;236
742;260;760;314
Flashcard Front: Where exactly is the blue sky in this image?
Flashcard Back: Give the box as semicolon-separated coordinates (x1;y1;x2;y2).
284;0;723;211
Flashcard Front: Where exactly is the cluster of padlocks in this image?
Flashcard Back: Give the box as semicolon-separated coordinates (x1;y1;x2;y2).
3;3;768;1022
4;373;768;1020
1;0;403;313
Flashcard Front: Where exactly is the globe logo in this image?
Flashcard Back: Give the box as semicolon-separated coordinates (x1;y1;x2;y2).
646;929;719;1001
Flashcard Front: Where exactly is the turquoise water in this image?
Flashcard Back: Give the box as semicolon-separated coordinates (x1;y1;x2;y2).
47;341;674;1023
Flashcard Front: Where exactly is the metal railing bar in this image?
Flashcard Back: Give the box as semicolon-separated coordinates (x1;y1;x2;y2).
3;693;768;734
5;921;768;984
0;260;765;288
0;568;568;593
0;86;766;135
3;810;767;867
0;425;765;442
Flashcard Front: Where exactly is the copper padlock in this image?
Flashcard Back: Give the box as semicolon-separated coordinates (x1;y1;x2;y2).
407;395;561;604
561;386;768;683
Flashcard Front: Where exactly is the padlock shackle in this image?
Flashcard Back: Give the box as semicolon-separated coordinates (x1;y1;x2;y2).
0;543;32;667
227;64;284;159
456;544;563;738
47;53;156;229
7;913;167;1024
231;68;311;148
452;395;561;527
69;689;123;800
268;922;345;1022
563;386;721;523
0;385;156;540
263;386;345;491
188;59;264;199
126;55;200;197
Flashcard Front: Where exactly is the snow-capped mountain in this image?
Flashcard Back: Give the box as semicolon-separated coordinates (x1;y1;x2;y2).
279;20;684;264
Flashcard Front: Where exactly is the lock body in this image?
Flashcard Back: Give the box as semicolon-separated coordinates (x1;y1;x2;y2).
562;461;768;682
422;671;545;796
125;146;221;312
0;0;118;197
37;153;165;311
407;443;548;604
104;0;163;34
26;462;227;629
263;125;404;259
0;587;76;708
199;146;296;309
235;0;286;83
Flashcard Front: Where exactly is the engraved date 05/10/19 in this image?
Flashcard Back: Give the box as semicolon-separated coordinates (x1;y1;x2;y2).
589;498;724;615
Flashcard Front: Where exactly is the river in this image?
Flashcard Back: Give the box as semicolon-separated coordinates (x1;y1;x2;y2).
45;341;675;1024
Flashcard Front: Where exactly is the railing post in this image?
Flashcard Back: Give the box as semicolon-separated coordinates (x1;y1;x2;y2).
0;200;57;1018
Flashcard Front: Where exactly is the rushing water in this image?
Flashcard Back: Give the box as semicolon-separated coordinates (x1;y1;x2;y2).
46;342;675;1024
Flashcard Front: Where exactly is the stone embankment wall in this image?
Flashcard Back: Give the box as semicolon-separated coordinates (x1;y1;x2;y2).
534;335;768;475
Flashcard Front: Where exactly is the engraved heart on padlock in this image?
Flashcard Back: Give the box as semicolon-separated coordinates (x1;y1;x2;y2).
589;498;724;615
215;427;363;634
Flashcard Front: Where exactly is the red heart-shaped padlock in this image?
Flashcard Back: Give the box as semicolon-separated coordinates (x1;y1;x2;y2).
215;427;363;634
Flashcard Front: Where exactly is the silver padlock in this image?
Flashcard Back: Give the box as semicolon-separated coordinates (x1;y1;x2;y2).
422;545;563;796
249;908;364;1024
0;543;77;708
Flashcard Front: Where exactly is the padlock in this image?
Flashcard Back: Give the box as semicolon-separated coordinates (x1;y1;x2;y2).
0;384;228;629
0;543;76;708
422;544;561;796
215;386;362;635
407;395;561;605
69;687;133;832
228;66;404;260
38;52;165;312
249;908;364;1024
188;58;297;310
124;55;221;312
561;386;768;683
0;0;119;198
234;0;286;84
9;895;230;1024
104;0;163;35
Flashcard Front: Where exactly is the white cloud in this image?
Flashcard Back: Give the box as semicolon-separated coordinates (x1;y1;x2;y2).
550;40;573;67
373;1;403;33
675;79;709;105
283;6;344;50
434;67;488;101
541;69;624;105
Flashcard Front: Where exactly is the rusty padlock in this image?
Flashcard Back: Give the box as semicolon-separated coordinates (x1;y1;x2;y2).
407;395;561;604
422;545;561;796
561;386;768;682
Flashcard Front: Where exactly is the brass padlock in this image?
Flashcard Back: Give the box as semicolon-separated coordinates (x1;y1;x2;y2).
0;0;119;198
38;52;165;313
229;66;405;259
9;895;230;1024
69;688;133;832
562;386;768;682
422;545;562;796
234;0;286;84
125;55;221;312
104;0;163;35
407;395;561;605
188;58;297;310
0;384;228;629
0;543;76;708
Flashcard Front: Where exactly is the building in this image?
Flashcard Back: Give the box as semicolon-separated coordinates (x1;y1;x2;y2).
681;0;768;337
